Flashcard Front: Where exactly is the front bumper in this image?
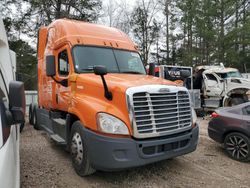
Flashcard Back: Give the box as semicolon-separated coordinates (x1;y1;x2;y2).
83;125;199;171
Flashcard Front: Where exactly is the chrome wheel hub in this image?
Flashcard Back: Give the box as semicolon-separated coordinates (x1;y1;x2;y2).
226;136;249;159
71;132;83;165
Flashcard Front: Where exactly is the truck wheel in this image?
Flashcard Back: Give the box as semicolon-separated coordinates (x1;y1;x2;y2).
230;97;245;106
70;121;96;176
29;104;34;125
20;123;25;133
224;132;250;162
33;105;40;130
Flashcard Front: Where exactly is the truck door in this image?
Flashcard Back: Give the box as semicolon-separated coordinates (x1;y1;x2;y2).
54;46;71;111
202;73;224;97
0;78;19;188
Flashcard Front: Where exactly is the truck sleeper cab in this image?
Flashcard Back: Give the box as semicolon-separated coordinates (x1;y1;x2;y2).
31;19;199;176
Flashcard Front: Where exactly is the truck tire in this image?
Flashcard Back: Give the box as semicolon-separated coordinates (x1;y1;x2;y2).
20;123;25;133
33;105;40;130
70;121;96;176
29;103;34;125
224;132;250;162
230;97;245;106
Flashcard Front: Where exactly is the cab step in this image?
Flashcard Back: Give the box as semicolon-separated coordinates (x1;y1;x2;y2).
50;134;66;145
52;118;66;126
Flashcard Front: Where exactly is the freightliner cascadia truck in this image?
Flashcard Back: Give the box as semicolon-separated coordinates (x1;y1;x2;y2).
29;19;199;176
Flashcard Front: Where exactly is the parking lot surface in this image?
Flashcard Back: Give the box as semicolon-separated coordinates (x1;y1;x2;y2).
20;118;250;188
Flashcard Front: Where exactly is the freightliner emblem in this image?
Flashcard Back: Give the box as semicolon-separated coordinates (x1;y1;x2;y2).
159;88;170;93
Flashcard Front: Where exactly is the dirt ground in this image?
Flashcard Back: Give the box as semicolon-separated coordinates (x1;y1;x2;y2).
20;118;250;188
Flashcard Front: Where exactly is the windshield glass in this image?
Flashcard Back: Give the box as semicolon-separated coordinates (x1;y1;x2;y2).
219;71;242;79
73;46;146;74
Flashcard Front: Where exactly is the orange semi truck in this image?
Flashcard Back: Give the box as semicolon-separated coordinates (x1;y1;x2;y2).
29;19;199;176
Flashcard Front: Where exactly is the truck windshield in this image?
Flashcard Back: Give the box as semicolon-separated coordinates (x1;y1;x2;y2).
73;46;146;74
219;71;242;79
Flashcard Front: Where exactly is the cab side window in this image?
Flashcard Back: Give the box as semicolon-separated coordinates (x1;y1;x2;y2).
58;50;69;76
205;74;217;81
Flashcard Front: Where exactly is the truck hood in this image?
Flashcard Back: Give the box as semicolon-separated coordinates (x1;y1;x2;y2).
76;73;177;91
73;74;181;134
227;77;250;86
226;77;250;93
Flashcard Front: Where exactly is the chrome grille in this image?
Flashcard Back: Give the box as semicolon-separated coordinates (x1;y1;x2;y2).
130;88;192;138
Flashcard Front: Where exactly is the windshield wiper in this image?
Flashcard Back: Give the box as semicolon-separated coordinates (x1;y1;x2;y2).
120;71;143;74
80;68;94;71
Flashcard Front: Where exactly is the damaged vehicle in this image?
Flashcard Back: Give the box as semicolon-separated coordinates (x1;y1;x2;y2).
194;65;250;109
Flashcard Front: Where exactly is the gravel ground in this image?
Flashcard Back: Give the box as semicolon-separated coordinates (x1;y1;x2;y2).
20;118;250;188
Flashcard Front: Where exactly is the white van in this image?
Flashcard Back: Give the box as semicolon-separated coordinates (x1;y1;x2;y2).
0;15;25;188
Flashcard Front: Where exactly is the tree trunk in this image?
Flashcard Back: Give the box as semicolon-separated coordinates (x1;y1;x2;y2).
235;1;239;53
55;0;62;19
242;0;247;72
165;0;170;64
219;0;225;64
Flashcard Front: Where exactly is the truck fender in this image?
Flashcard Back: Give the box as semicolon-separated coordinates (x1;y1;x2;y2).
65;113;79;151
222;95;229;107
223;88;249;106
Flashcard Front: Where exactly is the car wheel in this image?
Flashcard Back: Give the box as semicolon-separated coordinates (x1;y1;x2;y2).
70;121;96;176
224;132;250;162
29;104;34;125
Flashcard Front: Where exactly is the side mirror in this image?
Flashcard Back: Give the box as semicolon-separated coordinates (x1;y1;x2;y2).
46;55;56;76
8;81;25;124
94;66;107;76
148;63;155;76
93;66;112;100
180;70;191;79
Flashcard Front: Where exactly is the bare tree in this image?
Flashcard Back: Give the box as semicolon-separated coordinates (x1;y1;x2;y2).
102;0;132;34
131;0;160;65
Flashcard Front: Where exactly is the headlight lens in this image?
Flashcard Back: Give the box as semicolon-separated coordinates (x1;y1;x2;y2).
96;113;129;135
191;108;197;125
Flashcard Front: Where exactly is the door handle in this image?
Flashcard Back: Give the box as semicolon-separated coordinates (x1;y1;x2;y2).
56;94;58;104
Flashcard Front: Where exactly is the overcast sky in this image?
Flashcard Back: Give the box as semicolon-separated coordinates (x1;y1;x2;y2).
102;0;136;6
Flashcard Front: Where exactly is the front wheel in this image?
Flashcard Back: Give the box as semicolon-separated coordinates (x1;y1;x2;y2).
70;121;96;176
226;97;247;107
224;132;250;162
230;97;245;106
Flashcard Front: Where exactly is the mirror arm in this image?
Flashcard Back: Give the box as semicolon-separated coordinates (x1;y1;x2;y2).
5;110;14;126
50;76;68;87
100;75;112;101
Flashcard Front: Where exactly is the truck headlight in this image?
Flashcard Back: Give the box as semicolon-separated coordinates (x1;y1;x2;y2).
97;113;129;135
191;108;197;127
